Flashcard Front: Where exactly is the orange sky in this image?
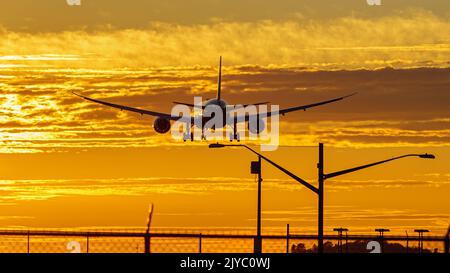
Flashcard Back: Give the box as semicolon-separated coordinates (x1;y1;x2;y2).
0;1;449;236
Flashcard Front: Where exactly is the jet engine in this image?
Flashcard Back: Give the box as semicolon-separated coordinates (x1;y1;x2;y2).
153;117;171;134
248;118;265;135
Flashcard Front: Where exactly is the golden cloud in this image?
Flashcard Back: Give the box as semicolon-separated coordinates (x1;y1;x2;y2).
0;10;449;69
1;65;449;153
0;11;449;153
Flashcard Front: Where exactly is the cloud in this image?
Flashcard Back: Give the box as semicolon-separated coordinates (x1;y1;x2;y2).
0;174;448;202
0;11;449;153
1;64;449;152
0;10;449;68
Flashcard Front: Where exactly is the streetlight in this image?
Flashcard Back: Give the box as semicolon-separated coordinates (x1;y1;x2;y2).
375;228;390;252
333;228;349;253
209;142;435;253
375;228;390;237
320;146;435;253
209;143;317;253
414;229;429;253
323;153;435;180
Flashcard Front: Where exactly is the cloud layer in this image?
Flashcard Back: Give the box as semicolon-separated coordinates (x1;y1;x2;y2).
0;11;449;68
1;64;449;153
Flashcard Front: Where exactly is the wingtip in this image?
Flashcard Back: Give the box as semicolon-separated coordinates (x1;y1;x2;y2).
72;92;89;100
343;92;358;99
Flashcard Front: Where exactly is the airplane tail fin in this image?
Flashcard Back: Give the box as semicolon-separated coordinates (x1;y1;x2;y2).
217;56;222;100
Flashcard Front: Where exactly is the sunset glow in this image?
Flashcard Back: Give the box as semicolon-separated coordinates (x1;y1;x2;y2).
0;1;449;237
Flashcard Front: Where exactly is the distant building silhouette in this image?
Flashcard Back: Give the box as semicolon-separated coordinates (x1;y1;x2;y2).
291;240;431;253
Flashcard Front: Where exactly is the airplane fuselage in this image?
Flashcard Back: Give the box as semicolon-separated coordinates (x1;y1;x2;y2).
74;56;356;142
198;99;229;129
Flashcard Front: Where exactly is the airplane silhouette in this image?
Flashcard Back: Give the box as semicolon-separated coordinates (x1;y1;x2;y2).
74;57;356;141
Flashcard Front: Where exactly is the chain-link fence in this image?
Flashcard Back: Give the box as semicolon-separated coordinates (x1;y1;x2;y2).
0;229;447;253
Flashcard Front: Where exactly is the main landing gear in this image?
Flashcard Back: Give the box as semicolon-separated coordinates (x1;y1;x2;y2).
182;123;240;142
183;125;194;142
182;127;206;142
229;132;240;142
229;119;240;142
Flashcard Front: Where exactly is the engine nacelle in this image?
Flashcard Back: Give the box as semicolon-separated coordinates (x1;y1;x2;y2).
153;117;171;134
248;118;266;135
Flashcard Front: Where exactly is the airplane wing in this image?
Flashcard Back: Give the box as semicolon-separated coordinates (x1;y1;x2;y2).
73;92;192;123
172;101;270;109
237;92;357;120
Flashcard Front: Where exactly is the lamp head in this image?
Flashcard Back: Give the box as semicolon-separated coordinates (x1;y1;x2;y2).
209;143;226;149
375;228;390;232
333;228;348;232
414;229;429;233
419;153;435;159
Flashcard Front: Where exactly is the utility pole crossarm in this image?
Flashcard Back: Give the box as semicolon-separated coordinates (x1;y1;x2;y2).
324;154;435;180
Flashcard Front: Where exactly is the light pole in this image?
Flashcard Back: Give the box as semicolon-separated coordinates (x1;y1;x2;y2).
250;155;263;253
375;228;390;252
414;229;429;253
209;143;317;253
319;148;435;253
333;228;349;253
209;143;435;253
144;203;154;254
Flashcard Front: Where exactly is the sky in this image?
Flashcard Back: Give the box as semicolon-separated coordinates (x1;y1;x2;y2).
0;1;449;237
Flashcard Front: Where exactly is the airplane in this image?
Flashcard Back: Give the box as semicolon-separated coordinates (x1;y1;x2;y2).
73;57;356;142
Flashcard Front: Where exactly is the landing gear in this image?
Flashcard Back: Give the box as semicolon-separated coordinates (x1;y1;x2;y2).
229;132;240;142
182;127;209;141
229;118;240;142
183;125;194;142
183;132;194;142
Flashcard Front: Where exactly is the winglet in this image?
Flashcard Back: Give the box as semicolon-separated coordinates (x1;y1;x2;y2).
342;92;358;99
72;91;84;98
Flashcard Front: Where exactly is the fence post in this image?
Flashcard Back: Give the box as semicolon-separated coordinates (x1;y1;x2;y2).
345;231;348;253
144;233;150;254
405;231;409;253
418;233;422;253
445;225;450;254
444;234;449;254
27;230;30;254
199;233;202;253
86;233;89;253
286;224;290;254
